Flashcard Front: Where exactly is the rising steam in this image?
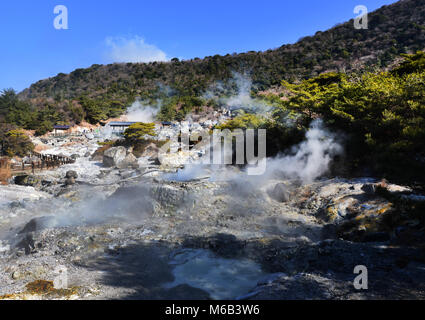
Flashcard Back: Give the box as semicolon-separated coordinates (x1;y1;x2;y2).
203;72;273;115
264;119;342;184
125;100;159;122
169;119;342;186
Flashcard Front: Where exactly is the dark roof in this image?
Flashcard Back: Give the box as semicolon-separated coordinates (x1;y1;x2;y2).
161;121;173;125
108;122;138;127
54;125;70;130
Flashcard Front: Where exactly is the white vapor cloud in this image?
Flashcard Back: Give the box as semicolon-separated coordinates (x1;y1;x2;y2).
125;100;159;122
203;72;273;115
104;35;168;63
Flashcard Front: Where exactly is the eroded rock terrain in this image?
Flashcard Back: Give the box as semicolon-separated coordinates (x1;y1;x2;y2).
0;131;424;300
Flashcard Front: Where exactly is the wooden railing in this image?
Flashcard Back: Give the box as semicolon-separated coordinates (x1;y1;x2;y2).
0;152;75;184
51;132;87;137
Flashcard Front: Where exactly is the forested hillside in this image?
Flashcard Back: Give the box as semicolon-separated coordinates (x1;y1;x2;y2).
22;0;425;101
1;0;424;135
268;51;425;184
14;1;425;121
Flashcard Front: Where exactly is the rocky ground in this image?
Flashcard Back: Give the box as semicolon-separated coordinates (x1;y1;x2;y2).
0;132;424;300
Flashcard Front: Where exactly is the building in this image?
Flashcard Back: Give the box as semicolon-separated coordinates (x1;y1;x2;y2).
108;122;138;133
161;121;174;127
53;125;71;136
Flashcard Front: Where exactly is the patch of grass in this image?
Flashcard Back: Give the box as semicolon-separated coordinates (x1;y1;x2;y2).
25;280;55;294
97;140;116;146
25;280;79;299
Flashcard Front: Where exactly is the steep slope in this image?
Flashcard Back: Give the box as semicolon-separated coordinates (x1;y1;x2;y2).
20;0;424;105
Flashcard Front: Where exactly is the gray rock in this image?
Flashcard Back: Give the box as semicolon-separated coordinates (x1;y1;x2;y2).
142;143;160;160
65;177;76;185
268;183;290;202
116;153;138;169
11;270;21;280
90;152;104;162
151;184;189;207
65;170;78;179
361;184;376;195
103;147;127;168
14;175;42;188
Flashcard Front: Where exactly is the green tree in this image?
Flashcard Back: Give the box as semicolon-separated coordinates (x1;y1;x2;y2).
2;130;34;157
34;120;54;136
0;89;34;127
124;122;157;143
273;53;425;182
0;123;16;155
216;114;266;130
79;97;107;124
392;51;425;76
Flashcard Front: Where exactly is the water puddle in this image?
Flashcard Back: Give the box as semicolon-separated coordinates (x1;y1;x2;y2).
163;249;266;299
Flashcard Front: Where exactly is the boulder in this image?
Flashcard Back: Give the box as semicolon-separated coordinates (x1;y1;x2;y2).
65;177;76;186
335;199;394;242
14;175;43;188
64;171;78;185
268;183;290;202
90;151;104;162
151;184;189;207
116;153;138;169
142;143;159;160
103;147;127;168
65;170;78;179
361;180;389;195
159;151;193;169
361;184;376;195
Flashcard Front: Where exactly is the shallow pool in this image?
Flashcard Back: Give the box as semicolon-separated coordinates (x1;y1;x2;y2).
163;249;266;299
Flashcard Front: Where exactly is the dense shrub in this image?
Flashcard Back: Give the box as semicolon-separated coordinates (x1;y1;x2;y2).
123;122;157;143
272;52;425;183
2;130;34;157
216;114;266;130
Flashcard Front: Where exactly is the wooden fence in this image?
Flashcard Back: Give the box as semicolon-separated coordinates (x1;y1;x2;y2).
0;152;75;184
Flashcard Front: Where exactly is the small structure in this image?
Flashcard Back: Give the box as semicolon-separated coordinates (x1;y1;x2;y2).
53;125;71;136
108;121;138;133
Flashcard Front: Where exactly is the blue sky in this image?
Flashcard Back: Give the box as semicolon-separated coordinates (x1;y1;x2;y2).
0;0;397;92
